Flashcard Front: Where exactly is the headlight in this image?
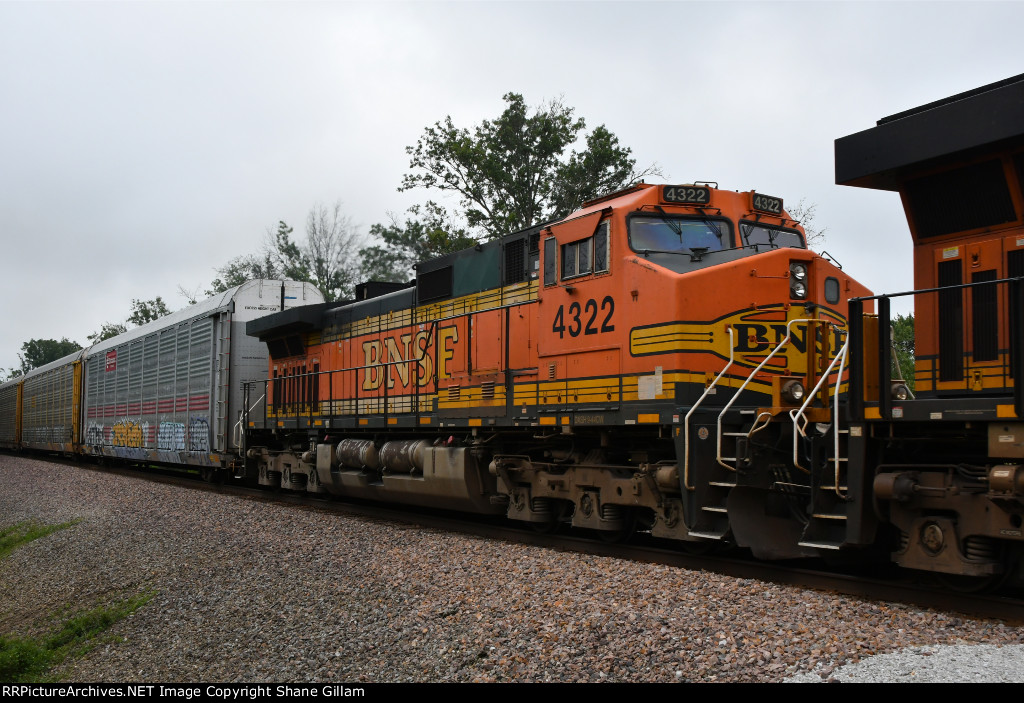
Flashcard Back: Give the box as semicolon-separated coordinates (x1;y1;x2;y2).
790;262;808;299
891;383;910;401
781;379;805;404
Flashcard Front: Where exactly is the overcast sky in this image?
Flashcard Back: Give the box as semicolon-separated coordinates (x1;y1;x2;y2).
2;0;1021;372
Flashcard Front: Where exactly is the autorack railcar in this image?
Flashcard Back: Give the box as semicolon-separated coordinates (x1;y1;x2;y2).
0;280;323;478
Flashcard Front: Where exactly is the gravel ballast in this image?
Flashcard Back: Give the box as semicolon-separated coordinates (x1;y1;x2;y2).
2;454;1023;683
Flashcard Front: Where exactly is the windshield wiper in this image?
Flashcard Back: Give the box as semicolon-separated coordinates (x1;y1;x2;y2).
641;248;711;263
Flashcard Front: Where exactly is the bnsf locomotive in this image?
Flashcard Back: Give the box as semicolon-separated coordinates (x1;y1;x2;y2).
6;74;1024;588
243;182;870;562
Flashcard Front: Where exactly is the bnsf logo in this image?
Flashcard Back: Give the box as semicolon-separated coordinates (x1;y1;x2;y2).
731;323;845;355
360;327;459;391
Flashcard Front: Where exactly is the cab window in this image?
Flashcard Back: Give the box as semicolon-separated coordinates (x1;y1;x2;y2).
561;221;610;280
740;222;806;249
628;216;729;254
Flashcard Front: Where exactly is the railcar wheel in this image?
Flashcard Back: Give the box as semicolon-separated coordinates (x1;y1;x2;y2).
200;466;222;484
598;512;636;544
934;572;1009;594
679;540;719;556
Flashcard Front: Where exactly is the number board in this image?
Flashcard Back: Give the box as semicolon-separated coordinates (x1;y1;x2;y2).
661;185;710;205
751;192;784;215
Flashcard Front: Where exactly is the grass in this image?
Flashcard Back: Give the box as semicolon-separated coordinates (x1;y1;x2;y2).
0;519;80;562
0;519;154;683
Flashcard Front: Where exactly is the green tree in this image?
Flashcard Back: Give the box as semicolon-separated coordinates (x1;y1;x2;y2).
17;338;83;373
360;203;477;283
208;252;282;296
399;92;661;240
127;297;171;326
892;312;915;391
87;323;128;344
87;298;172;344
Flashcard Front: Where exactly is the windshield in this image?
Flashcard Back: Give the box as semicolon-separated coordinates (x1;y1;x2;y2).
740;222;805;249
628;216;730;254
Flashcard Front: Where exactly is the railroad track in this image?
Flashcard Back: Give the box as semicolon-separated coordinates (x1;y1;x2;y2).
28;453;1024;624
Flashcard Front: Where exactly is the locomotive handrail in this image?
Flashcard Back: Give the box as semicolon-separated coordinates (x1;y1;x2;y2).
830;333;851;499
245;319;441;427
715;318;819;472
849;275;1024;421
683;327;734;491
234;392;266;456
789;326;848;482
848;274;1024;302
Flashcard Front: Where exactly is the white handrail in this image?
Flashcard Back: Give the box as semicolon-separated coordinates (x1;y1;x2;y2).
789;328;848;474
683;327;734;490
233;393;266;455
715;318;818;471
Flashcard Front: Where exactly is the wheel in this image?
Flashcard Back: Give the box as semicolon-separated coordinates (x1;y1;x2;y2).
598;513;636;544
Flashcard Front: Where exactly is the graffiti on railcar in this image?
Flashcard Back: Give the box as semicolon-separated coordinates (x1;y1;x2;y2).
157;422;186;451
112;419;145;448
188;416;210;452
85;424;106;447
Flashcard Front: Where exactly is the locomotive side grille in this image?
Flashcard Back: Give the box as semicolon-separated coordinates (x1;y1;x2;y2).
481;381;495;399
504;239;526;284
971;269;998;362
905;159;1016;239
938;259;964;381
447;386;461;402
418;265;453;302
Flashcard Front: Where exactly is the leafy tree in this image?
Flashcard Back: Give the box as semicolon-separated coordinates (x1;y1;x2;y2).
208;252;282;296
127;297;171;326
87;298;172;344
87;323;128;344
891;312;915;391
17;338;82;373
360;203;477;283
399;92;661;240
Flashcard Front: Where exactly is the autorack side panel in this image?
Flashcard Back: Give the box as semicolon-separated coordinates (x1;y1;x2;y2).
82;280;324;466
19;350;85;453
0;378;22;448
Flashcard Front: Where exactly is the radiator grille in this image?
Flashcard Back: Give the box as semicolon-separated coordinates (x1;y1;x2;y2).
938;259;964;381
504;239;526;284
972;270;998;362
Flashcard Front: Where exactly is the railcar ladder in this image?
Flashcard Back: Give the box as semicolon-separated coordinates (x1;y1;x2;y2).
214;311;231;453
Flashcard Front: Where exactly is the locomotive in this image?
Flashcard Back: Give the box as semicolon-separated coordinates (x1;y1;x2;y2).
835;73;1024;582
242;182;870;562
5;74;1024;588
